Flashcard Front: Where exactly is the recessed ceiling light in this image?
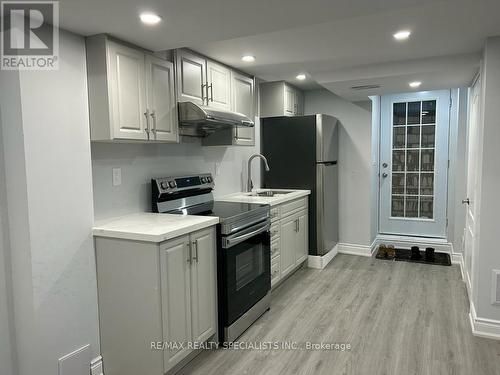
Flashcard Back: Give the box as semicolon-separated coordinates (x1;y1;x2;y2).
296;74;306;80
241;55;256;62
139;13;162;25
393;30;411;40
409;81;422;88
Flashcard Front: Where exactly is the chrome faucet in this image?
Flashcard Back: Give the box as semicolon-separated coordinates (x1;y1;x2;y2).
247;153;270;192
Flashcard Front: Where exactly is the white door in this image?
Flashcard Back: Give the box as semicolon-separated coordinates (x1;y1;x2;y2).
231;72;255;145
176;50;207;106
379;90;450;237
463;77;482;286
280;215;297;277
145;56;178;142
206;61;231;110
189;228;216;344
107;41;148;140
160;236;192;372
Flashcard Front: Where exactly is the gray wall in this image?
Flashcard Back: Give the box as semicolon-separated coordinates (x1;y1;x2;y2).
472;37;500;321
304;89;373;247
92;124;262;220
0;30;100;374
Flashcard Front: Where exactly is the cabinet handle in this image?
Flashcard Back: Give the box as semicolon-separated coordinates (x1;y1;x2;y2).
209;84;213;102
187;242;192;264
295;219;299;232
144;109;150;138
298;219;300;232
201;83;206;104
150;110;157;135
192;240;198;262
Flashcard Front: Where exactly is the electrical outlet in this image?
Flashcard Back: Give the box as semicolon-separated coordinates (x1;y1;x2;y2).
112;168;122;186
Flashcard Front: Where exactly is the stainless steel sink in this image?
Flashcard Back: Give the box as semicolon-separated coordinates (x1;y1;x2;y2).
247;190;294;197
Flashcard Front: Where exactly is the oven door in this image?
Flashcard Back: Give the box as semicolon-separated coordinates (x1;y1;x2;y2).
220;220;271;326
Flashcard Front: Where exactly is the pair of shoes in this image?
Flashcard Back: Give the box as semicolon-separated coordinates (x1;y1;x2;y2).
386;245;395;259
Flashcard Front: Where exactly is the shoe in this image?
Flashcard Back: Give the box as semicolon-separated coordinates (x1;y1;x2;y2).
425;247;435;262
410;246;421;260
386;245;396;259
377;245;388;258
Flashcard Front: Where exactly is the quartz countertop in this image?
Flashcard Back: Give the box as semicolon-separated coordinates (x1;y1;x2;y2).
92;212;219;243
218;189;310;207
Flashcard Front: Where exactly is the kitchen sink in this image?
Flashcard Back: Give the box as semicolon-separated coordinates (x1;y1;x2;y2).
247;190;294;197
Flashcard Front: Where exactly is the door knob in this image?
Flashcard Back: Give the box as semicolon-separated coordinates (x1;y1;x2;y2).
382;173;388;178
462;198;470;205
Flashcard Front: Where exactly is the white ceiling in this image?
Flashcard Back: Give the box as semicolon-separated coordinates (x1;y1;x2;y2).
59;0;500;101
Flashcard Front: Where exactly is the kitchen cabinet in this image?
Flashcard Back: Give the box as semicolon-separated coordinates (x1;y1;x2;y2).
175;49;207;106
260;81;304;118
206;60;231;110
231;71;255;146
268;197;309;288
95;226;217;375
86;35;178;142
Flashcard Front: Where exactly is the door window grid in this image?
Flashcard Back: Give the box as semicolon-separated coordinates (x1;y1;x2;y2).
391;100;436;219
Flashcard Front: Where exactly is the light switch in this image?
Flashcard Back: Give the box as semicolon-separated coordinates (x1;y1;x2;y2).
112;168;122;186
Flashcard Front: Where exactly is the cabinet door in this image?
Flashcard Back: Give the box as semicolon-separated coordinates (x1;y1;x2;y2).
207;61;231;111
295;210;308;264
231;72;255;145
284;85;295;116
176;50;207;106
146;56;178;143
190;228;217;343
160;236;192;372
280;215;297;277
107;41;148;140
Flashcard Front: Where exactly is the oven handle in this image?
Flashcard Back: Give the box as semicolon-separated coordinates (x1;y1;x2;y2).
222;221;270;249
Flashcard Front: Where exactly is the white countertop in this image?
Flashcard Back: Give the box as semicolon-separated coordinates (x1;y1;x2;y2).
218;189;310;206
92;213;219;243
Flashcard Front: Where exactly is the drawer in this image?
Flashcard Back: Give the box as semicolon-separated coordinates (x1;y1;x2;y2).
271;256;280;285
281;197;308;218
270;206;280;222
271;238;280;259
270;222;280;240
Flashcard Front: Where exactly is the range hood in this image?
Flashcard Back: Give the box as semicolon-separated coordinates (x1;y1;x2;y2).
178;101;254;137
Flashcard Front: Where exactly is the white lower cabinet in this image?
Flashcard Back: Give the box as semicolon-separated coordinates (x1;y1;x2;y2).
95;226;217;375
269;197;309;289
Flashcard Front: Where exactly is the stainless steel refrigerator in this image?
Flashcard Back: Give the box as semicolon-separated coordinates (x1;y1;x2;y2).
261;114;339;256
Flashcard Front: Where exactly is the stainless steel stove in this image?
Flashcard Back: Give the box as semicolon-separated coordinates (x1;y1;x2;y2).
152;173;271;343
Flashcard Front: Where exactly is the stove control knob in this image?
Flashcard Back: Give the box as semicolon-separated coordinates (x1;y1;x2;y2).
160;181;169;190
169;181;176;188
201;177;207;183
207;176;212;183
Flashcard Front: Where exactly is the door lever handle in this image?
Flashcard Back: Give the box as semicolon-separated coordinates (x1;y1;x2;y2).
462;198;470;205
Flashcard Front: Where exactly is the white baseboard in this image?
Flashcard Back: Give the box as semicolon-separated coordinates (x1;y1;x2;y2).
91;356;104;375
469;303;500;340
337;242;374;257
308;245;338;269
374;234;453;253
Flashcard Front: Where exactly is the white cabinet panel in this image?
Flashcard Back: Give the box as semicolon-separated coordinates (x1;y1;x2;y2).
176;50;206;105
146;56;178;142
280;215;297;278
231;72;255;146
108;41;148;140
190;228;217;343
284;85;295;116
296;210;308;264
207;61;231;111
160;236;192;371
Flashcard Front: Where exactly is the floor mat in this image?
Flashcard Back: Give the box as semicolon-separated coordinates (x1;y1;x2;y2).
393;248;451;266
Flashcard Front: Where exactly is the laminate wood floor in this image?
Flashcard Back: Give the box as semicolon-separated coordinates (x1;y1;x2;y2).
179;254;500;375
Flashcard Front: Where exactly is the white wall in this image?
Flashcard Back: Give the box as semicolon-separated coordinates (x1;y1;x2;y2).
304;89;373;247
0;30;100;374
472;37;500;322
92;124;261;220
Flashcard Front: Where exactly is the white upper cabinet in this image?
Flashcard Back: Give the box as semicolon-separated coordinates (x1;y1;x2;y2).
206;61;231;110
231;71;255;146
86;35;178;143
107;41;148;140
145;55;178;142
260;81;304;118
175;49;207;106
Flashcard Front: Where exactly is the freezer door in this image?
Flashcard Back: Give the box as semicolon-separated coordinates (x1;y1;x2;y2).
316;163;339;255
316;114;339;162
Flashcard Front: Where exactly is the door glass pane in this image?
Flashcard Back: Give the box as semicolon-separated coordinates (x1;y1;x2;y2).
392;173;405;194
235;245;263;290
393;102;406;125
407;126;420;148
422;100;436;124
407;102;421;124
390;99;436;219
393;127;405;148
405;196;419;217
391;196;404;217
